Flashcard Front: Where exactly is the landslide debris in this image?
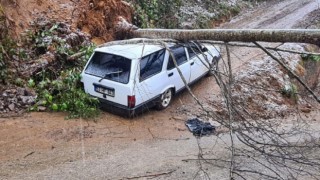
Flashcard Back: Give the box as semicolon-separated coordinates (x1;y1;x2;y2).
226;44;319;119
229;44;304;119
0;0;133;117
76;0;132;43
0;18;98;117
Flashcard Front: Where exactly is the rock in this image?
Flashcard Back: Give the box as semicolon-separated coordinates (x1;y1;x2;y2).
2;92;8;97
5;89;14;94
209;120;221;127
214;109;225;115
300;108;311;113
8;104;15;111
25;88;37;96
172;116;184;121
8;98;17;103
38;106;47;111
0;106;3;110
8;93;15;98
19;96;36;105
17;88;27;96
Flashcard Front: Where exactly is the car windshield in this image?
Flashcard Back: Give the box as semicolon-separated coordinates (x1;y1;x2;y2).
85;52;131;84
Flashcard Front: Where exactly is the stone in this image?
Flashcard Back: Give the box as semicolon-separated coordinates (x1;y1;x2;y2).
17;88;27;96
300;108;311;113
25;88;37;96
209;120;221;127
38;106;47;111
8;104;15;111
19;96;36;105
172;116;183;121
6;89;17;94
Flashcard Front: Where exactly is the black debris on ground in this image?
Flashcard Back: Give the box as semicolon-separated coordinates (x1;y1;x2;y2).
185;118;215;136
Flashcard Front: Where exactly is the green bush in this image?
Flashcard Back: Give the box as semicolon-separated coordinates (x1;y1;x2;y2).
31;69;100;119
131;0;182;28
301;54;320;62
281;83;298;102
24;21;99;119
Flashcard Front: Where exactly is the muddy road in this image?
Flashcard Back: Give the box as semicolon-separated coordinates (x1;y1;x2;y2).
1;0;320;179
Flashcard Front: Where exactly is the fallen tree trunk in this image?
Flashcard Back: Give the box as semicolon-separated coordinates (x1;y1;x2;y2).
129;29;320;45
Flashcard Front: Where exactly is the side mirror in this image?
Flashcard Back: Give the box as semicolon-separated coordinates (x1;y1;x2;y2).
202;47;208;52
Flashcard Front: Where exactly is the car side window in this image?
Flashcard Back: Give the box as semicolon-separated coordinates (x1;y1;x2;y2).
167;46;188;70
140;49;165;81
186;43;203;59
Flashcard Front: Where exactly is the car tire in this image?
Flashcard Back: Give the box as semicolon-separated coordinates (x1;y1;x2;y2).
156;88;173;110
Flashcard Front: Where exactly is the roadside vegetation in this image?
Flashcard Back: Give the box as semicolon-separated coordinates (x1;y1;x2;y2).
25;21;100;119
0;8;99;119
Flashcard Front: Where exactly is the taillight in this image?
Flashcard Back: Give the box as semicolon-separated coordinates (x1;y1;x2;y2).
128;95;136;108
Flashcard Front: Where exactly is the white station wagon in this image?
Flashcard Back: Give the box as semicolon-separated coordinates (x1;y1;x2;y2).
81;39;220;117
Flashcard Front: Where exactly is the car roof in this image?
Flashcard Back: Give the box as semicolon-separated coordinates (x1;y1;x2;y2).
95;42;170;59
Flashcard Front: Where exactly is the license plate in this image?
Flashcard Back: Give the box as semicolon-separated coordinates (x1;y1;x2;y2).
94;86;115;97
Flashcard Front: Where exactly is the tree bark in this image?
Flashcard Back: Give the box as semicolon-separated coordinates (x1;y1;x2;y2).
130;29;320;45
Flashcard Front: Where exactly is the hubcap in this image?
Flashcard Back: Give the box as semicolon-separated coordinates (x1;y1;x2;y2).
161;89;172;107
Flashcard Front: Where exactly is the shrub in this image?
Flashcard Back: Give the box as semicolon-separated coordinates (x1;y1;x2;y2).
131;0;182;28
31;69;100;119
281;83;298;102
302;54;320;62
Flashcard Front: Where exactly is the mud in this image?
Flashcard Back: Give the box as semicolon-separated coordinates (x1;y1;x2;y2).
1;0;320;179
2;0;132;42
77;0;132;43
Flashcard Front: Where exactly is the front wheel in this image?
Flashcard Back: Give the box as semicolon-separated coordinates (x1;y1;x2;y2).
156;89;173;110
208;56;219;76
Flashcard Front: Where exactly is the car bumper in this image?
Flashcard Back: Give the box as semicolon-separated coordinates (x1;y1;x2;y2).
98;96;160;118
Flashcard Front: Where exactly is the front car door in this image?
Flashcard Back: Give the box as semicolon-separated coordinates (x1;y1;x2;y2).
186;42;210;82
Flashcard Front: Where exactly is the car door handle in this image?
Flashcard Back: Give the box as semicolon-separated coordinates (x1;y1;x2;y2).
168;72;174;77
190;62;194;66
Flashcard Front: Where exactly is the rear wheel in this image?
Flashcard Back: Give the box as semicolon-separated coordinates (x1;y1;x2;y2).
156;89;173;110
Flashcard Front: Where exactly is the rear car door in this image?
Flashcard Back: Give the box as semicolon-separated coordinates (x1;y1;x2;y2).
166;46;191;91
134;49;167;106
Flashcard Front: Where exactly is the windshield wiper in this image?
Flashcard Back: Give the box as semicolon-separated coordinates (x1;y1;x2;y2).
98;70;123;82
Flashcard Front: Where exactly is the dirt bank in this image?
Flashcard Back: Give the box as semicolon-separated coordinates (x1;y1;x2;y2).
1;0;132;42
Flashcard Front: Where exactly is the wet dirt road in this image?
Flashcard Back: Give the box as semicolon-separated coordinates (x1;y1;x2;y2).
1;0;320;179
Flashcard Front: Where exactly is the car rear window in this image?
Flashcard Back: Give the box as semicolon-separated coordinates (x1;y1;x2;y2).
85;52;131;84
